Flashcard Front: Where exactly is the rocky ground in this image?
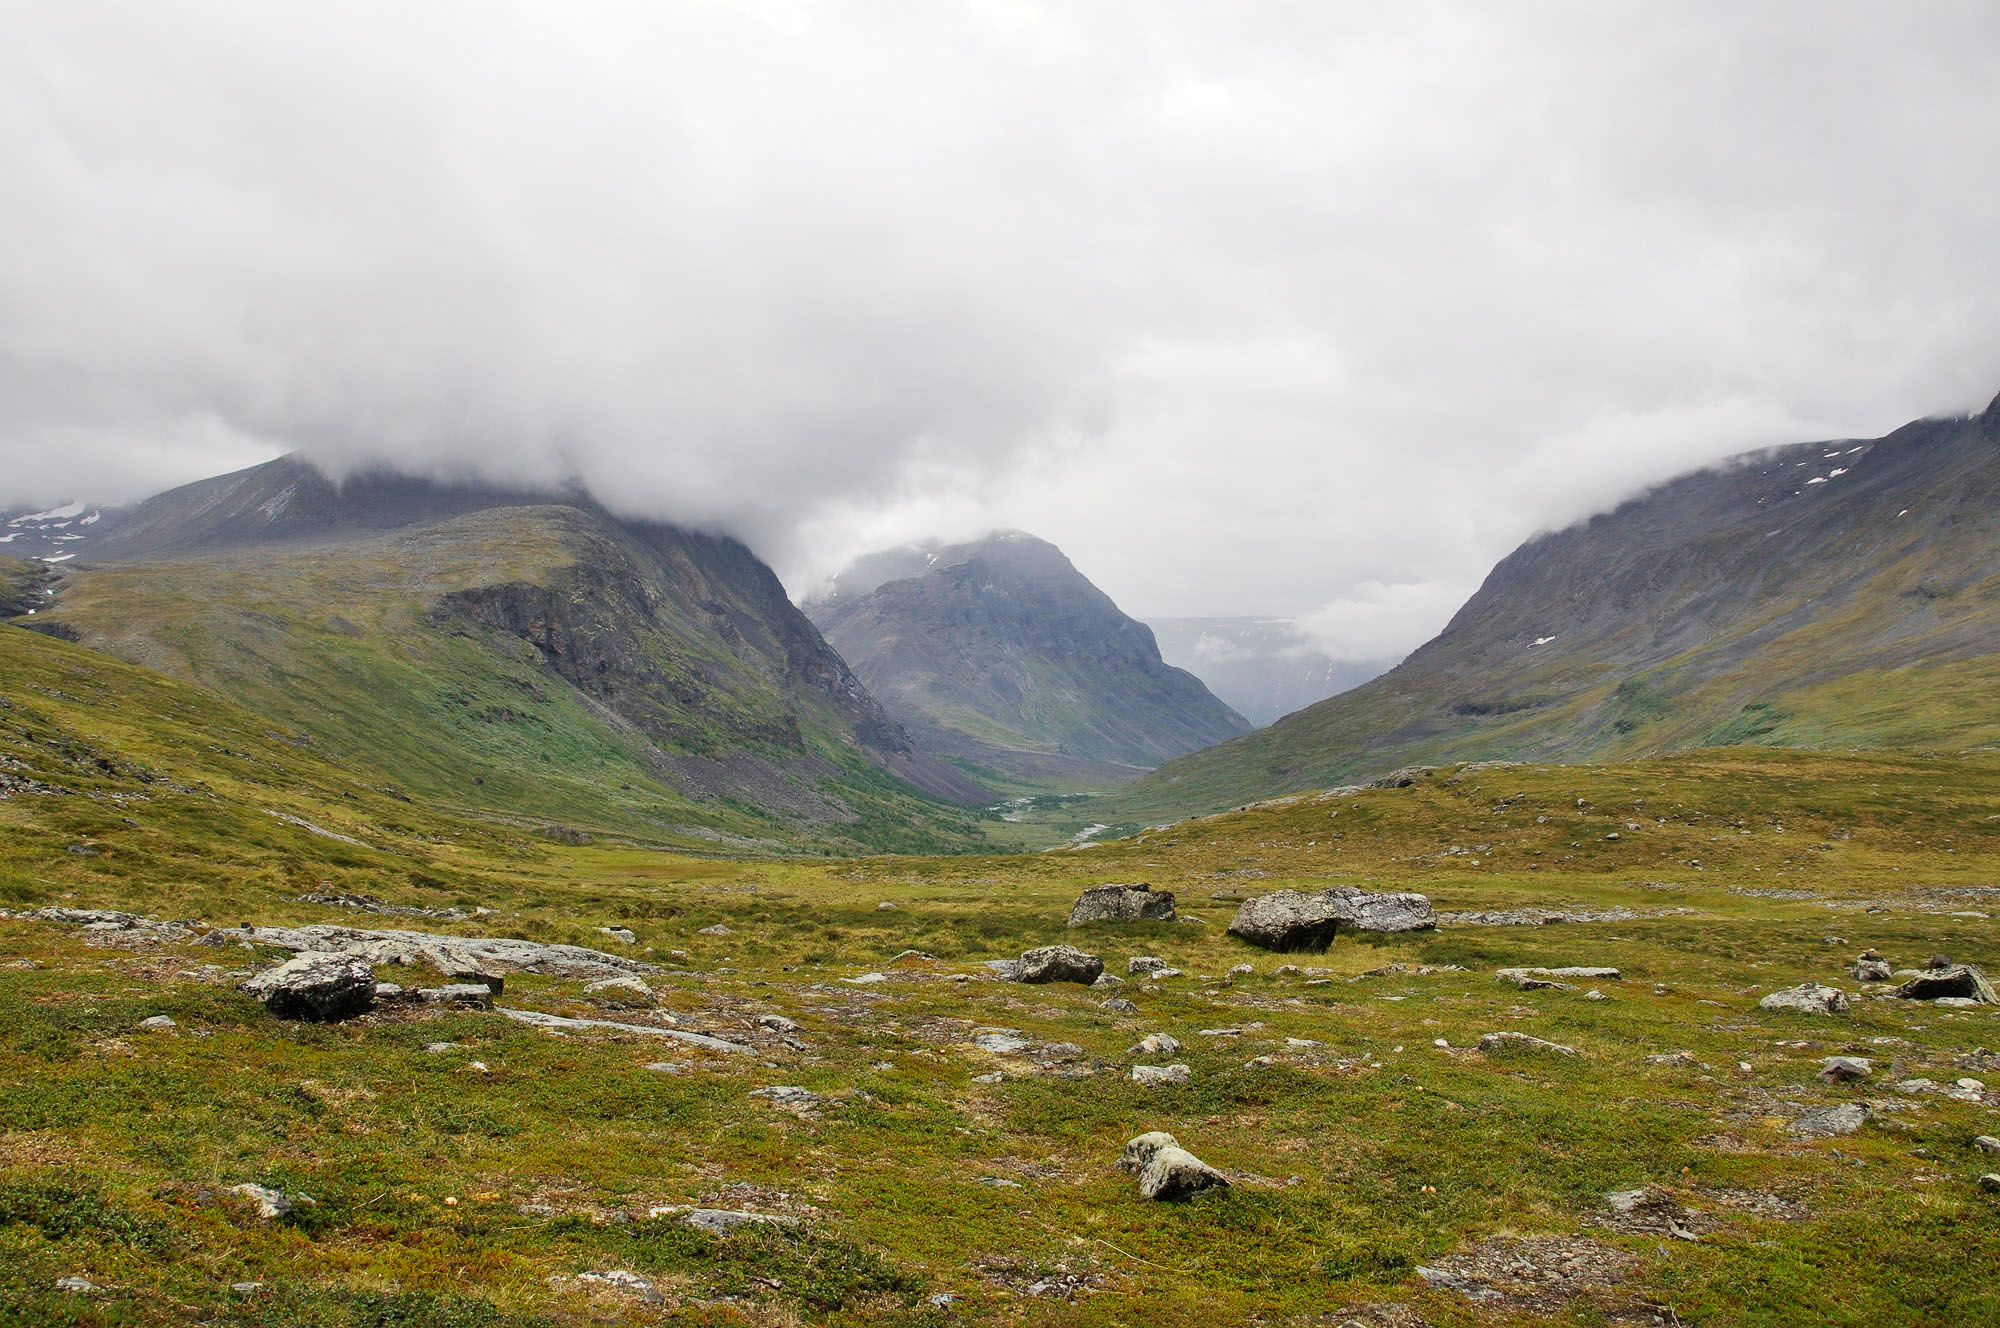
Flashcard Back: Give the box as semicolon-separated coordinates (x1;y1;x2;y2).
5;738;2000;1324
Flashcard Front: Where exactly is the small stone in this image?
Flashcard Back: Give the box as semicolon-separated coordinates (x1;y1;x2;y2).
1116;1132;1228;1200
230;1182;293;1221
1131;1063;1192;1085
1971;1135;1999;1154
1131;1033;1182;1056
841;972;889;985
1228;963;1253;977
643;1062;684;1074
756;1014;798;1034
230;1282;263;1293
1584;989;1609;1001
578;1270;662;1304
1852;959;1893;982
697;924;731;936
597;927;638;944
56;1277;99;1294
139;1015;176;1030
1147;968;1184;980
876;901;897;910
1128;956;1167;976
1979;1174;2000;1194
417;983;495;1009
1100;997;1139;1013
422;1041;457;1053
1818;1056;1872;1084
1092;973;1125;987
971;1071;1003;1084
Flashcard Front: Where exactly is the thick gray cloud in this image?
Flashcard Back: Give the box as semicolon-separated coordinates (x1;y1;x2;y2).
4;2;1997;658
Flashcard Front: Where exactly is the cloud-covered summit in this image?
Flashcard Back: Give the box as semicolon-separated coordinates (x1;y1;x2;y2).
4;3;1997;657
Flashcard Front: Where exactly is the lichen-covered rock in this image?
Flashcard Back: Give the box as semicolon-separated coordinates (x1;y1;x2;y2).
1131;1063;1192;1086
1014;944;1103;985
239;951;376;1021
1115;1132;1229;1200
1143;1145;1213;1191
1068;883;1177;927
1758;983;1849;1015
1893;964;1997;1004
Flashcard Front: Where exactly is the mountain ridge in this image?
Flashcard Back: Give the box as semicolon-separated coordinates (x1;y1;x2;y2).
1105;390;2000;823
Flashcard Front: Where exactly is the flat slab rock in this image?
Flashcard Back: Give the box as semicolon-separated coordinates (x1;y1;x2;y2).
218;924;652;981
498;1006;750;1054
1227;887;1435;952
1477;1031;1578;1056
1068;883;1177;927
1759;983;1850;1015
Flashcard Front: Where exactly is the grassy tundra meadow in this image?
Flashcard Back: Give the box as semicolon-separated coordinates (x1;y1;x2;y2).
4;626;2000;1326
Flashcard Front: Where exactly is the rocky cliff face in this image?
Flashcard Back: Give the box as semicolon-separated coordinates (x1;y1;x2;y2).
807;532;1248;784
1113;390;2000;821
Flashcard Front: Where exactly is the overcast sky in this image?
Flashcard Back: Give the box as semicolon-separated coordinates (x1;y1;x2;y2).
5;2;1998;659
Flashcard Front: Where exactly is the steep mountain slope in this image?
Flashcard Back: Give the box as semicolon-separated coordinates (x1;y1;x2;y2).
806;532;1249;786
15;456;989;853
1149;616;1396;726
1112;391;2000;822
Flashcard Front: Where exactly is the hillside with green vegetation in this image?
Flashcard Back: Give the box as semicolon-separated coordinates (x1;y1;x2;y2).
808;533;1248;790
6;616;2000;1326
15;458;992;856
1107;392;2000;825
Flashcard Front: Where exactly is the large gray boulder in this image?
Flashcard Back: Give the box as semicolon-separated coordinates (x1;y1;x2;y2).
1227;891;1346;952
1014;944;1104;984
1894;964;1998;1004
1227;886;1435;952
1068;883;1177;927
1758;983;1849;1015
240;951;376;1021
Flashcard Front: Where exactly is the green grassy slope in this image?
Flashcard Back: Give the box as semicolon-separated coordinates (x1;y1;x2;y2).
1109;397;2000;825
21;507;990;856
5;658;2000;1325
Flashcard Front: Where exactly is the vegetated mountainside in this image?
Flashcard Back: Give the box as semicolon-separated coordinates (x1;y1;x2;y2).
1112;390;2000;822
12;456;990;853
806;532;1249;787
1149;616;1397;726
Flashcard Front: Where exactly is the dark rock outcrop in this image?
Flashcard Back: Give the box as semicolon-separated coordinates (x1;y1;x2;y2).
1014;944;1104;985
240;951;377;1021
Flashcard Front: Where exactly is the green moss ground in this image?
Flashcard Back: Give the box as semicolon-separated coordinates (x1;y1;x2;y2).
5;628;2000;1325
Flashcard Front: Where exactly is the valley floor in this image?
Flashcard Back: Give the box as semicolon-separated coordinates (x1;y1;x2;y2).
4;672;1999;1325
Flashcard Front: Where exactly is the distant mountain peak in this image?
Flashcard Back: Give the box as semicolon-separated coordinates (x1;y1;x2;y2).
808;532;1248;785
